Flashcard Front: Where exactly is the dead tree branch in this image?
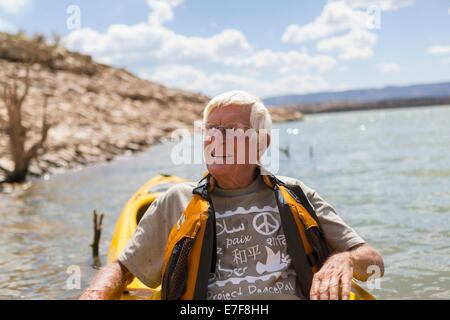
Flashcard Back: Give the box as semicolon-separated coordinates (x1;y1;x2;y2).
1;63;52;183
90;210;105;260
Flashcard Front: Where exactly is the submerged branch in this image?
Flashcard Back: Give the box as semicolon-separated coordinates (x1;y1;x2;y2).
90;210;105;267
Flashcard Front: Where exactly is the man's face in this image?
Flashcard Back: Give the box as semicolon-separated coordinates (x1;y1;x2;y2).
203;104;265;180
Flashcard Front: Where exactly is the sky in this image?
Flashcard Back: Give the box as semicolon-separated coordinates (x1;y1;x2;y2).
0;0;449;99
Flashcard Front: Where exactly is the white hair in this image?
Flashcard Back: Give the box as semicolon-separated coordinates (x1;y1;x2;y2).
203;90;272;132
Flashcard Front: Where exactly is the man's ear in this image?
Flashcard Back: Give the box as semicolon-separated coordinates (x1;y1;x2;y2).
257;132;271;159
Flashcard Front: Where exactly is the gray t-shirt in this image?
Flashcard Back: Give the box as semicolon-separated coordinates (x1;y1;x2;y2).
118;175;365;300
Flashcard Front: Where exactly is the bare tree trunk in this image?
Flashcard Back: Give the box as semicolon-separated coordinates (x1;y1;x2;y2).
1;63;51;183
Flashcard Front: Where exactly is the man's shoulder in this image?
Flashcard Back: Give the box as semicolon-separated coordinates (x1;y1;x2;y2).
274;175;316;196
147;181;196;218
163;181;196;200
275;175;305;187
275;175;300;185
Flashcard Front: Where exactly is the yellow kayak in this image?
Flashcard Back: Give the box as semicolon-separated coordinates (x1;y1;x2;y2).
107;174;187;300
107;174;375;300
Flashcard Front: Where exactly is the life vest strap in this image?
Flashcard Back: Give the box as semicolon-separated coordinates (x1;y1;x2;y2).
307;252;319;267
192;173;217;300
273;184;314;300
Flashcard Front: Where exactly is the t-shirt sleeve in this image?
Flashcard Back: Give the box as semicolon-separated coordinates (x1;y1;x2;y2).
117;197;168;287
117;183;191;287
297;181;366;252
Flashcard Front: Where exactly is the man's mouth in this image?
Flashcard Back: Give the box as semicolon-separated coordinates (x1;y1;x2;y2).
211;151;234;159
212;154;233;158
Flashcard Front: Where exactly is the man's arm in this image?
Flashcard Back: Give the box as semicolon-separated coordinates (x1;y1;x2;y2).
78;260;134;300
310;243;384;300
350;243;384;281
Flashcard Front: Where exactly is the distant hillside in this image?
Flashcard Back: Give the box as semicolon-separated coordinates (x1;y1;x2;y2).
264;81;450;106
284;96;450;115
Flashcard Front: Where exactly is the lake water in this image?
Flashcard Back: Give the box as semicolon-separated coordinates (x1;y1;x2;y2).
0;105;449;300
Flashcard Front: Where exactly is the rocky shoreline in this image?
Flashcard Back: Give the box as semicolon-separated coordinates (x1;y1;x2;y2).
0;32;303;191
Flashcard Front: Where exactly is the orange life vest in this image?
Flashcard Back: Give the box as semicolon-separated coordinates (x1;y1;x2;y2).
161;171;331;300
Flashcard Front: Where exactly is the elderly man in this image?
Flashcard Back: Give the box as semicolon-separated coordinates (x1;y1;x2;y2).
80;90;384;300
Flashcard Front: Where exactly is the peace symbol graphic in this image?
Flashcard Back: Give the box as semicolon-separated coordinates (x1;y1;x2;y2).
252;212;280;235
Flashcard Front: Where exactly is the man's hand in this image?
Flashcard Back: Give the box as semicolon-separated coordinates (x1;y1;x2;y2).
309;243;384;300
310;251;353;300
78;260;134;300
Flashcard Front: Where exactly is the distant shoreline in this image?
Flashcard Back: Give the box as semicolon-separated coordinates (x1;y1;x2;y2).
280;96;450;115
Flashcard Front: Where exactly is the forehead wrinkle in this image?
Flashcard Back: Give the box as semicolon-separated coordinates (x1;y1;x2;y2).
207;105;251;126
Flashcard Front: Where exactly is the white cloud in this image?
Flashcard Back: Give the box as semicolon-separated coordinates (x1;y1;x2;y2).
0;16;15;32
64;21;336;94
317;28;377;60
222;50;336;74
0;0;32;15
344;0;414;11
428;45;450;65
427;45;450;55
281;1;379;60
0;0;32;32
63;2;335;97
142;65;329;97
378;62;400;72
63;24;253;68
146;0;183;26
282;1;372;43
281;0;414;61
